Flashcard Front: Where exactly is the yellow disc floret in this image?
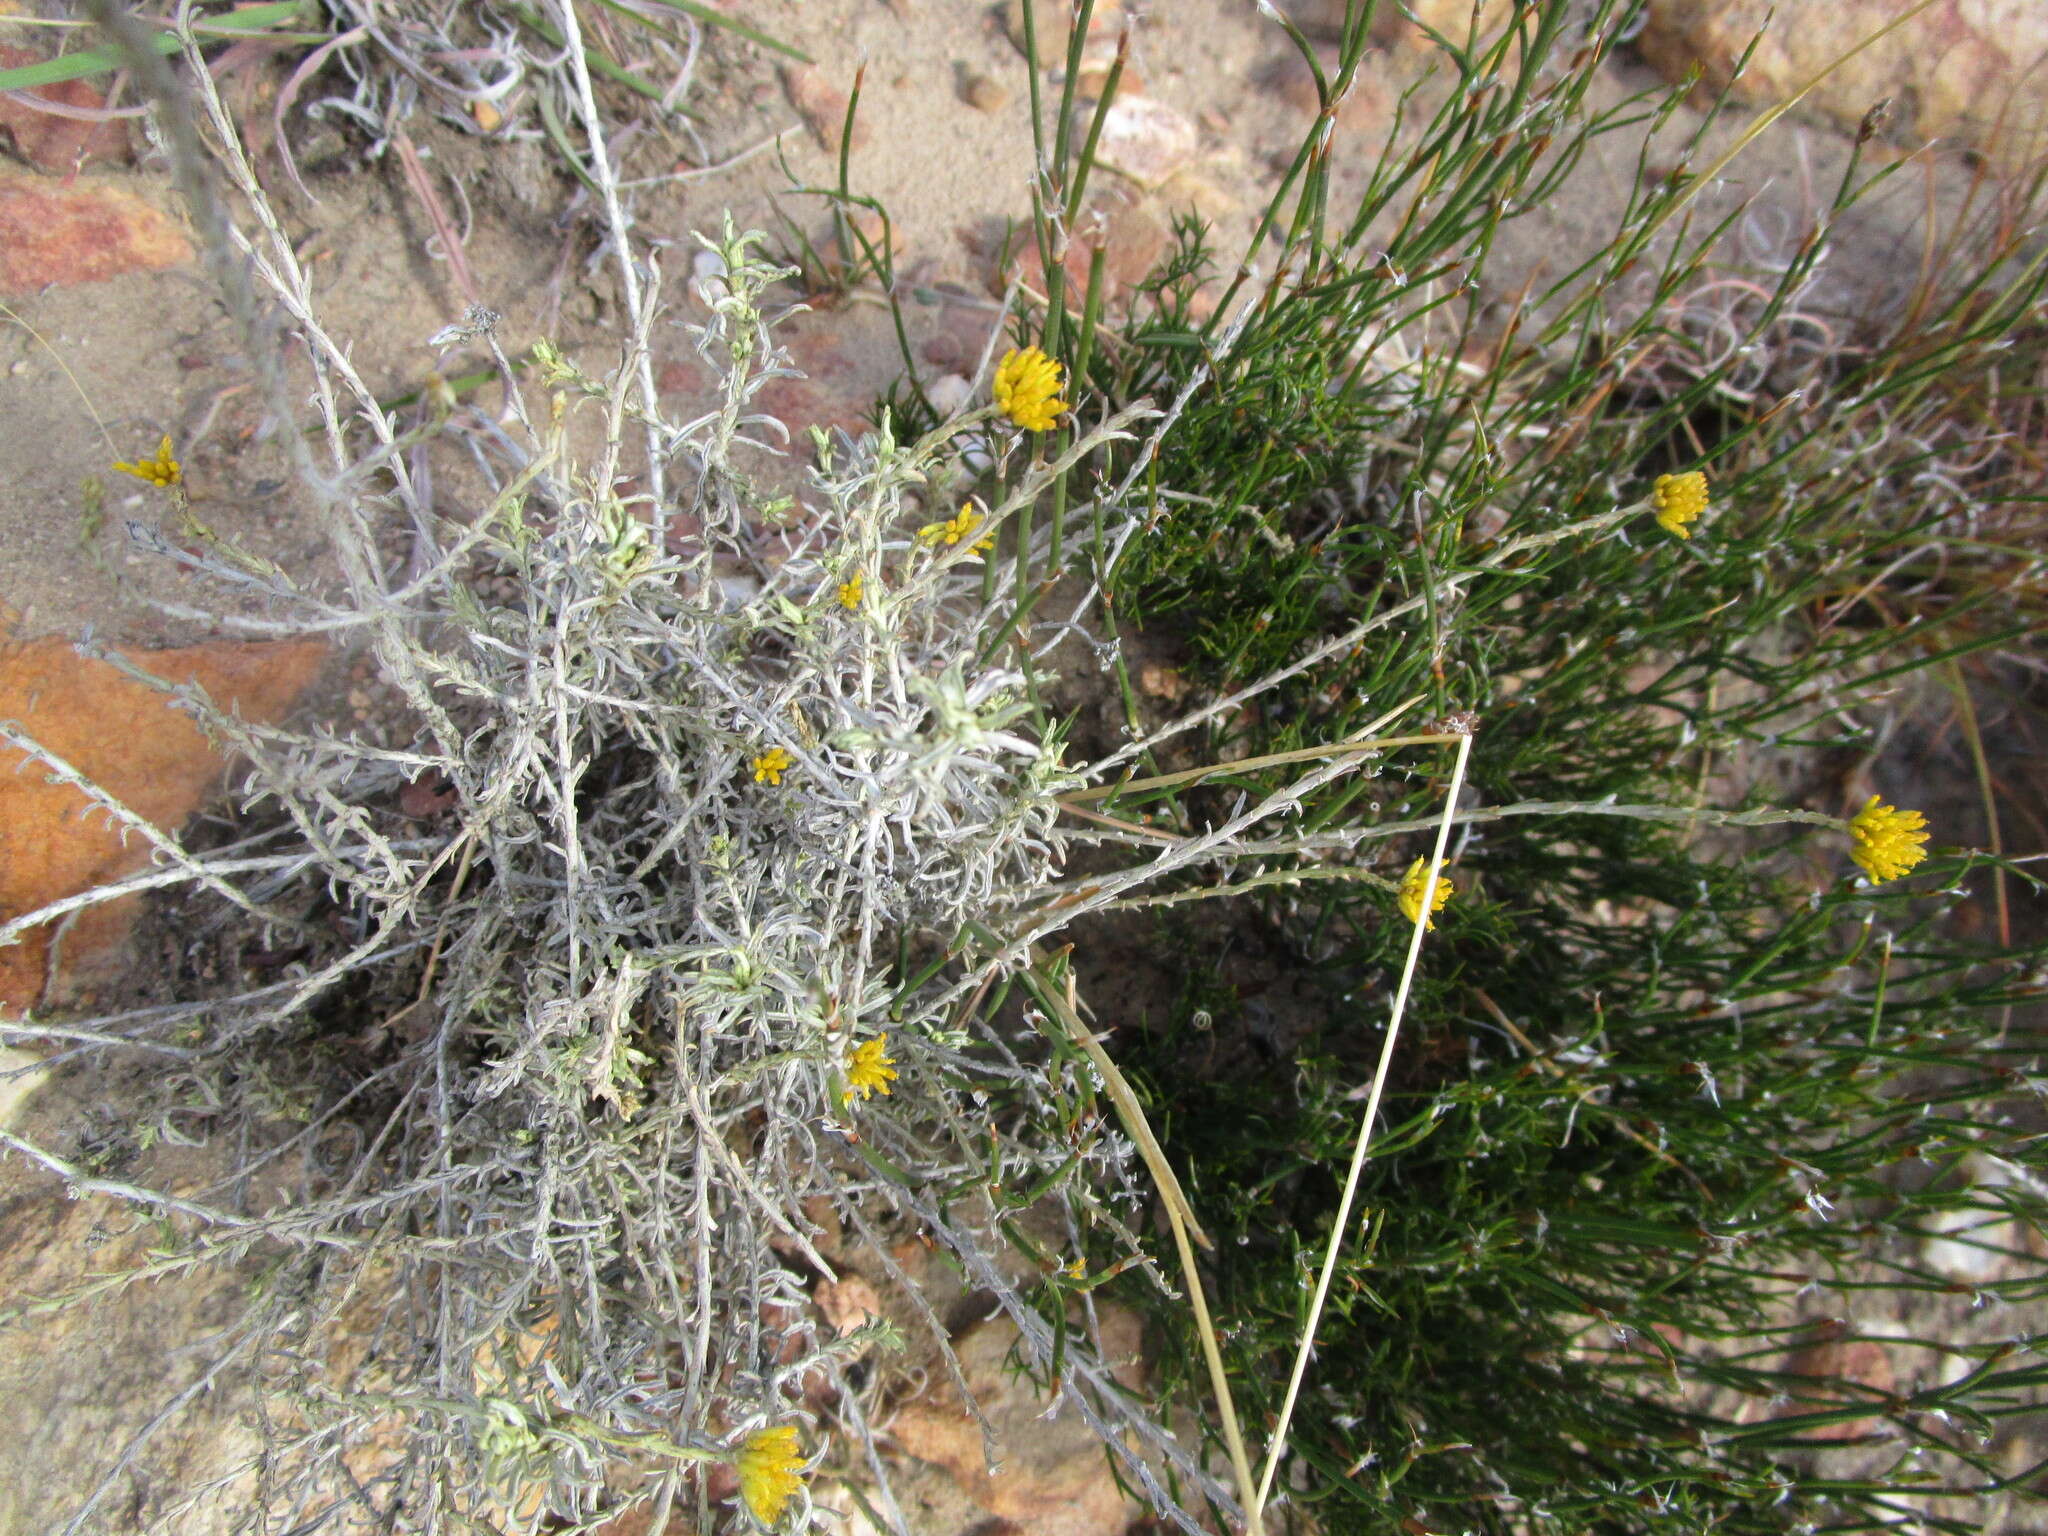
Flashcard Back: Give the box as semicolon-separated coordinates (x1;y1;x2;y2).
993;346;1068;432
844;1035;899;1103
1396;857;1453;930
917;506;995;555
734;1425;806;1526
1651;470;1708;539
1847;795;1929;883
112;434;183;489
751;747;794;786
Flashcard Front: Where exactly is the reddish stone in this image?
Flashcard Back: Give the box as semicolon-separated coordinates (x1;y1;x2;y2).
888;1312;1146;1536
924;304;1000;373
781;63;871;154
1640;0;2048;169
1077;63;1145;100
1284;0;1512;47
812;205;903;275
780;318;857;380
0;638;327;1014
0;169;191;293
1260;46;1393;137
1777;1334;1896;1441
1002;0;1126;67
398;770;458;820
1005;189;1169;313
0;47;130;175
656;358;707;397
813;1274;882;1337
1089;95;1197;187
752;376;869;441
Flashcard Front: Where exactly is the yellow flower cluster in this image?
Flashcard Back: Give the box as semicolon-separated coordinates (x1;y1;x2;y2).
837;571;864;610
1847;795;1929;883
113;435;182;489
994;346;1068;432
1396;857;1453;930
735;1425;806;1525
751;747;793;787
844;1035;898;1103
1651;471;1708;539
918;506;995;555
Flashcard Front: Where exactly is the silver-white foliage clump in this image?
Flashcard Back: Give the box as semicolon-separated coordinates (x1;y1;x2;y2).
5;13;1322;1527
4;200;1244;1529
437;225;1123;1128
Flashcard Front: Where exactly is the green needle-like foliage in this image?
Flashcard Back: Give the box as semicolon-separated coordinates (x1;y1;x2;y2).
1017;3;2048;1532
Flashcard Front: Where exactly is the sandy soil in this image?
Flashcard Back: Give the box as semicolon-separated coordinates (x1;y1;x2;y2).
0;0;1996;643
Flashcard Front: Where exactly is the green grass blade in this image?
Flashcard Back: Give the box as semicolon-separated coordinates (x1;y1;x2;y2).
507;1;674;106
0;3;320;93
630;0;811;64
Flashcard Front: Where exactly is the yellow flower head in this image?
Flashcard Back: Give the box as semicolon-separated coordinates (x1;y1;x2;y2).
917;506;995;556
734;1424;806;1526
1396;857;1453;930
1847;795;1929;883
113;434;182;489
751;747;794;787
1651;470;1708;539
993;346;1068;432
844;1035;898;1103
837;571;865;610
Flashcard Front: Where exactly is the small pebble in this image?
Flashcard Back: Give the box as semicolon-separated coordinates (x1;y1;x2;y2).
1091;95;1199;187
1078;64;1143;99
927;373;973;415
782;63;871;152
964;73;1009;113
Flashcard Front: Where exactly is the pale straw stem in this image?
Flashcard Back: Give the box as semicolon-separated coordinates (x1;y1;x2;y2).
1247;729;1475;1529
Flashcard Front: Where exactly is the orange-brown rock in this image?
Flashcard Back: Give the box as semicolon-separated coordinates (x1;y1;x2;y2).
1090;94;1198;188
1005;187;1170;312
1640;0;2048;167
1285;0;1515;49
0;46;130;174
813;1274;884;1336
782;62;873;153
1775;1331;1896;1442
1002;0;1125;68
886;1310;1147;1536
1259;44;1395;137
0;169;191;292
0;637;326;1014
